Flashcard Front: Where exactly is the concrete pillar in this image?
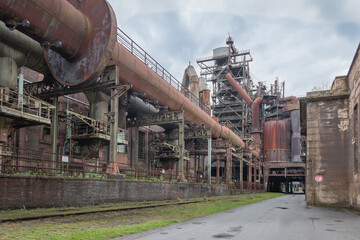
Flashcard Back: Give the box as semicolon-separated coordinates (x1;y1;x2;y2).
50;96;59;176
109;67;119;174
0;57;17;89
85;91;110;121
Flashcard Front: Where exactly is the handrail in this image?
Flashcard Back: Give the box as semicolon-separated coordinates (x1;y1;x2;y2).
117;28;210;113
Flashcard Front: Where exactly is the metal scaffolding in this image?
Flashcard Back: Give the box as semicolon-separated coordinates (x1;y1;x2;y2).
197;37;254;138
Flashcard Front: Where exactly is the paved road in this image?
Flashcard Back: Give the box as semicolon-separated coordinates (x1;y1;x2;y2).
119;195;360;240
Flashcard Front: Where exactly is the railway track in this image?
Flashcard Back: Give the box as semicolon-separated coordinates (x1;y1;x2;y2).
0;199;204;223
0;194;262;223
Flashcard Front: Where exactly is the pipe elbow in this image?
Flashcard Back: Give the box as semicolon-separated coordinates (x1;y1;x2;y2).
225;72;253;105
280;96;299;104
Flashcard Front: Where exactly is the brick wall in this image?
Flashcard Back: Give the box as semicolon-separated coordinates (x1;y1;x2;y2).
0;175;213;210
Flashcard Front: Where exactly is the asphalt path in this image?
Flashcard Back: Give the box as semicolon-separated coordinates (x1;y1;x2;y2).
119;194;360;240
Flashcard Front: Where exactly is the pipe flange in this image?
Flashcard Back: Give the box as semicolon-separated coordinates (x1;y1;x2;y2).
44;0;117;87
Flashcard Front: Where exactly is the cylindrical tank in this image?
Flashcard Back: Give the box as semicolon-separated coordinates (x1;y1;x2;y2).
264;120;291;162
213;47;228;66
213;47;229;57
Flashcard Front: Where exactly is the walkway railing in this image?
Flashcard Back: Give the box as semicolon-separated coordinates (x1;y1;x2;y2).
0;144;254;188
117;28;210;113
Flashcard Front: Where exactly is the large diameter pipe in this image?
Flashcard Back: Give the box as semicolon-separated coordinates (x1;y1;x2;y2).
252;97;262;131
281;96;299;104
225;73;253;105
0;21;50;76
111;43;245;148
0;0;117;86
0;0;90;59
252;97;262;151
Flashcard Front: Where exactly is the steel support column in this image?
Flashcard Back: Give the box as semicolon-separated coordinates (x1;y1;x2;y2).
207;130;212;184
216;157;220;183
109;67;119;174
178;115;185;178
248;159;252;190
254;160;258;190
131;127;139;167
240;156;244;190
50;96;58;176
225;142;232;184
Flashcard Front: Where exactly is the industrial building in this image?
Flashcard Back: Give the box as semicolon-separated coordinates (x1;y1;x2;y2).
0;0;320;210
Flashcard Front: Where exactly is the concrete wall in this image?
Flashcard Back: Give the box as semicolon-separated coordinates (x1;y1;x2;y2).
347;44;360;209
306;91;350;206
0;175;213;210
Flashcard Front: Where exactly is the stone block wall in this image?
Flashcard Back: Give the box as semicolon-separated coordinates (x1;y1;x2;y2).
347;44;360;209
0;175;212;210
306;93;349;206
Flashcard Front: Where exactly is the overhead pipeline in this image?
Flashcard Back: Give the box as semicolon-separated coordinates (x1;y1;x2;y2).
0;0;246;149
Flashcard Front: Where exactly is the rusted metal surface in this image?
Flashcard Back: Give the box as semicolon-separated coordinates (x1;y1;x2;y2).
0;0;117;86
0;0;89;58
225;73;252;105
263;120;290;162
280;96;301;162
252;97;262;151
112;43;245;148
280;96;299;104
252;97;262;131
290;110;301;162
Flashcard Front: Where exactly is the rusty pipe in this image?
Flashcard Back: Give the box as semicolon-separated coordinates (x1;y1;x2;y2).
112;43;245;148
0;0;117;86
252;97;262;131
225;73;253;105
0;0;90;59
252;97;262;152
226;72;262;131
280;96;299;104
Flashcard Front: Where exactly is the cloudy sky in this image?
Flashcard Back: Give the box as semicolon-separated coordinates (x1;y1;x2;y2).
108;0;360;97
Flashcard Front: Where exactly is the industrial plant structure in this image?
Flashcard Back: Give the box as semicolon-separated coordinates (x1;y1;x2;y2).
0;0;308;209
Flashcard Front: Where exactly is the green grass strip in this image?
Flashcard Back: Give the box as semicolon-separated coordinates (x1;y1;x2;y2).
0;193;283;240
51;220;178;240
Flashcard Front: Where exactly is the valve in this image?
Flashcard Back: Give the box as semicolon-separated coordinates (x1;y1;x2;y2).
5;19;30;31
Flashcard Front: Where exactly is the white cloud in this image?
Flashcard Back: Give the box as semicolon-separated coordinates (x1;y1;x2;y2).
108;0;360;97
